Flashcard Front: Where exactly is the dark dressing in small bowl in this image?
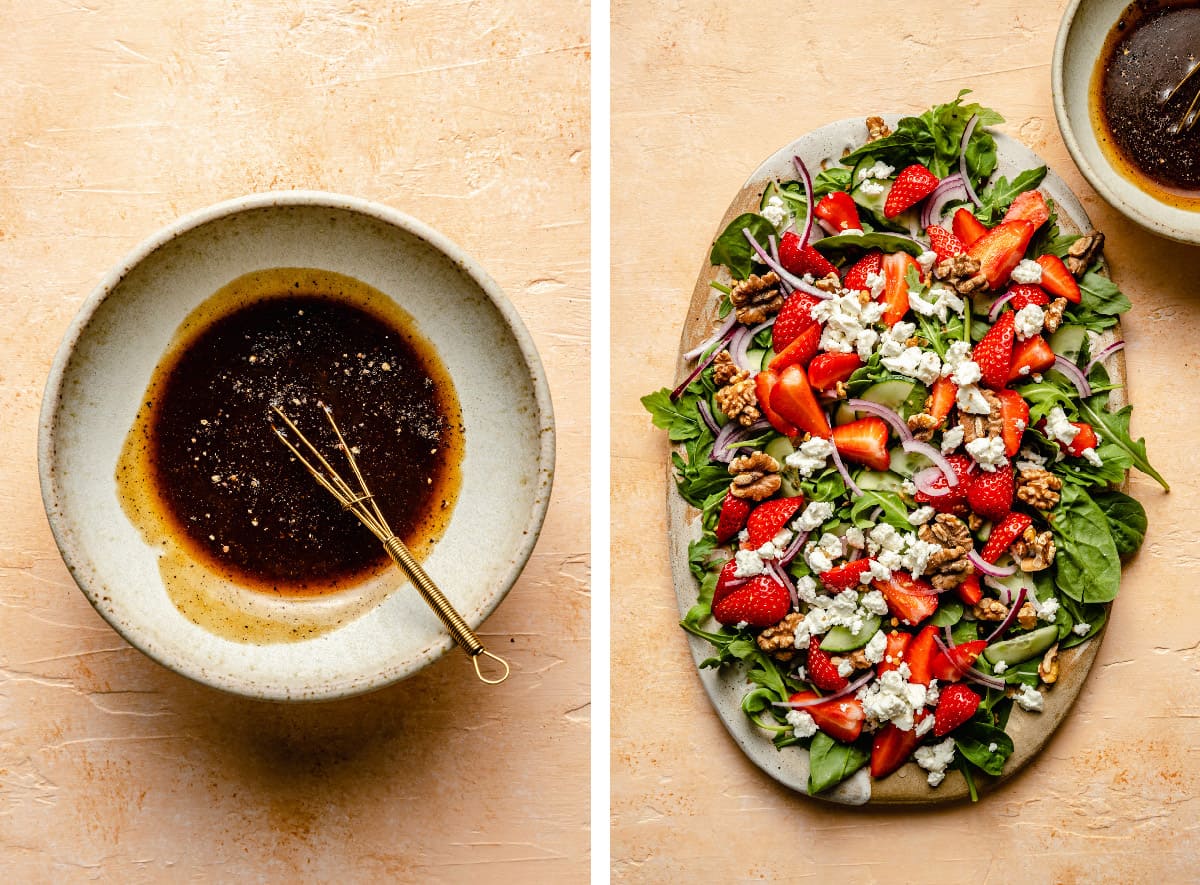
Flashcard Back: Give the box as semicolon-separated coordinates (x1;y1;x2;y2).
1091;0;1200;209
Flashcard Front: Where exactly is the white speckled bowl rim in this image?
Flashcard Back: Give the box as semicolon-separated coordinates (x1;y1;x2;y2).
1053;0;1200;244
39;191;555;702
669;117;1123;805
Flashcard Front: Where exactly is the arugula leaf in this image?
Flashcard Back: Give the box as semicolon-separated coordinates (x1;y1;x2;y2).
951;619;980;645
850;490;913;532
1092;490;1148;557
1050;484;1122;603
807;732;870;795
682;536;723;629
954;718;1015;776
1077;397;1170;490
710;212;777;279
811;231;924;261
1078;271;1132;316
974;166;1047;226
642;386;708;442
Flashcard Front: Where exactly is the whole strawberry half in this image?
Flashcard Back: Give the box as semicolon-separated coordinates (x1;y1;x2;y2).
745;496;805;549
714;493;752;544
980;511;1032;562
1006;284;1049;311
914;453;975;512
772;290;822;351
926;225;966;262
974;310;1016;389
806;636;848;691
966;464;1015;523
884;164;940;218
933;683;982;736
842;249;884;291
788;690;865;743
712;574;790;627
779;231;837;278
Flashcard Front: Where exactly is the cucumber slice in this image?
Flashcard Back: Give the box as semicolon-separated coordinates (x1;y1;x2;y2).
761;348;776;371
983;625;1059;667
765;437;801;496
849;155;893;215
746;348;767;370
760;180;781;212
1049;324;1087;362
820;615;883;652
889;448;932;478
855;470;906;493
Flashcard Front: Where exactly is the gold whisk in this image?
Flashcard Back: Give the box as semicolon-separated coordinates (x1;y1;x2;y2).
270;403;510;685
1163;57;1200;135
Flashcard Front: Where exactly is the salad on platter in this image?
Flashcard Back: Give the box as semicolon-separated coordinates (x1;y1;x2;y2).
644;93;1166;800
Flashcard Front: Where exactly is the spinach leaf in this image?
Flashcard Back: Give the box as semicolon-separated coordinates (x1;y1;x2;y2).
954;718;1015;777
951;619;980;645
1077;397;1169;490
1058;593;1108;649
710;213;777;279
811;231;924;261
1078;271;1132;316
807;732;870;795
932;599;964;627
974;167;1047;226
1050;484;1122;603
1092;490;1148;556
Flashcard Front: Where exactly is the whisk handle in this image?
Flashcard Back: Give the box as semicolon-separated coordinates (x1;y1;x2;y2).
382;536;510;684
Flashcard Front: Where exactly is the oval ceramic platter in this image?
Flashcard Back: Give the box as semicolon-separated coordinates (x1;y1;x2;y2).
668;117;1125;805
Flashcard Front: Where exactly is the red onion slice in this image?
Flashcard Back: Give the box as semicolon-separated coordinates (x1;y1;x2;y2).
768;560;799;610
932;630;1003;690
794;278;836;300
963;667;1007;691
902;439;959;487
711;418;771;464
816;218;840;238
846;398;913;442
959;114;983;207
914;466;952;497
683;312;739;361
773;669;875;709
780;530;810;566
730;326;755;371
967;548;1017;578
671;327;736;401
988;289;1018;322
697;399;721;436
792;155;815;248
743;227;806;292
1085;340;1125;374
768;232;780;266
1052;356;1092;398
985;586;1028;643
920;173;970;228
830;443;863;498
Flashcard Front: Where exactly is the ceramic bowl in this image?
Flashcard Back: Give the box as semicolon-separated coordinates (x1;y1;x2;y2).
39;192;555;701
1053;0;1200;244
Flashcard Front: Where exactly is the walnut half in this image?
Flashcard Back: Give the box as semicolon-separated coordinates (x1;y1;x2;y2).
919;514;975;591
757;612;803;661
730;272;784;325
1016;467;1062;510
933;254;988;294
1064;231;1105;278
728;451;781;502
1011;525;1056;572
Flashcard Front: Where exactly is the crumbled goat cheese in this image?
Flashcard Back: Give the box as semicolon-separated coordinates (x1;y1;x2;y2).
916;250;938;275
761;195;788;230
1010;259;1044;285
882;346;942;385
860;588;889;615
858;160;895;181
812;291;886;359
1014;303;1045;341
910;284;965;322
915;714;936;738
863;628;888;664
1045;407;1079;445
941;340;972;377
987;742;998;753
795;575;820;606
915;737;958;787
785;437;837;477
734;547;767;578
861;669;928;732
950;359;982;387
786;710;819;738
966;435;1008;472
993;660;1008;674
864;270;886;298
1080;447;1104;467
794;500;835;532
1015;684;1044;712
1032;595;1059;622
908;506;936;526
1073;622;1092;636
837;658;855;678
956;383;992;415
941;425;965;454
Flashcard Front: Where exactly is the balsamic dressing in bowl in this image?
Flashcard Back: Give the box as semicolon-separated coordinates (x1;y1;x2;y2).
1091;0;1200;209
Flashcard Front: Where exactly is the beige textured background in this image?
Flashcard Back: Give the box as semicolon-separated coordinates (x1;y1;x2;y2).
0;2;588;881
613;1;1198;881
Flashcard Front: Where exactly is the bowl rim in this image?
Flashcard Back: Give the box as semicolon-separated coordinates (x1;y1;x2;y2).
36;190;556;701
1052;0;1200;245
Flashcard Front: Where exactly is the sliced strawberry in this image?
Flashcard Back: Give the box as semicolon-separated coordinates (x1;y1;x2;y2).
877;630;913;675
966;464;1015;523
714;493;752;544
881;252;919;326
755;370;798;436
956;573;983;606
884;164;940;218
808;352;863;392
806;636;848;692
1008;334;1056;382
930;639;987;683
870;712;926;778
772;365;832;439
952;207;989;247
997;389;1029;457
819;559;875;592
779;231;839;279
788;690;865;743
905;625;941;686
772;291;822;351
1036;254;1082;303
934;683;982;736
874;572;938;626
980;511;1032;562
842;249;884;291
745;496;805;549
712;574;790;627
926;376;957;426
1002;189;1050;230
974;311;1015;389
832;416;891;471
965;219;1035;290
1064;421;1100;458
1006;283;1049;311
913;453;975;513
926;225;966;263
768;322;821;372
815;191;862;233
712;560;741;602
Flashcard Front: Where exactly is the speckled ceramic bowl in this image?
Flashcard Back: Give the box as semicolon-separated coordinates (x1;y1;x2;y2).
1054;0;1200;244
39;192;554;701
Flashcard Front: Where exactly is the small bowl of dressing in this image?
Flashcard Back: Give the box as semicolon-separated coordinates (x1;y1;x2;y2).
39;192;555;701
1054;0;1200;243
